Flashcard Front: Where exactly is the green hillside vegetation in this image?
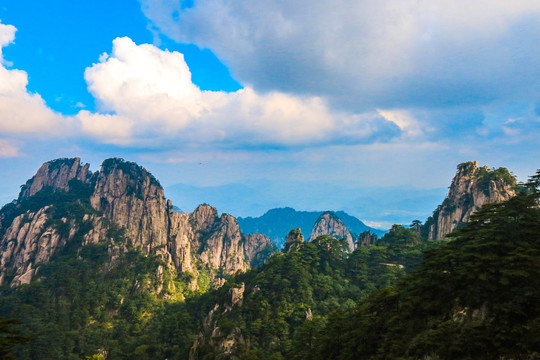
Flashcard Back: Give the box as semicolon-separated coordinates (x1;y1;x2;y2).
173;230;445;360
1;171;540;359
296;190;540;359
0;195;436;359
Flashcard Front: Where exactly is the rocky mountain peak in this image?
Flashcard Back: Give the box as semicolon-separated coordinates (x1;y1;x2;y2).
424;161;517;240
100;158;161;187
309;211;355;251
283;228;304;252
191;204;219;233
90;158;168;253
198;213;248;276
1;157;277;288
18;157;92;200
455;160;480;177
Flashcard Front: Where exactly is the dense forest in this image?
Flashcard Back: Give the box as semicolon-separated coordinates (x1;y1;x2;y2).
0;166;538;359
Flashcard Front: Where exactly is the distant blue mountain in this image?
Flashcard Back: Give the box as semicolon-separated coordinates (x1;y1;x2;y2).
165;181;447;230
237;207;386;249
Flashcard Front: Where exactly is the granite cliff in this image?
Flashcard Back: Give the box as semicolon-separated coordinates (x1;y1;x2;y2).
0;158;276;288
423;161;517;240
309;211;355;251
283;227;304;252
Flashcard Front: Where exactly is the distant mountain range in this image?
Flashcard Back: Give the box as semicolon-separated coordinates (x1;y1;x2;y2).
237;207;386;248
164;180;448;229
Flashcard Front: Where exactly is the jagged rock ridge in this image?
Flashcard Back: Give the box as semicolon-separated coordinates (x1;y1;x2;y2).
0;157;276;287
423;161;517;240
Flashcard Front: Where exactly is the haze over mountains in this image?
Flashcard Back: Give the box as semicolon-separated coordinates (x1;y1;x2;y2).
165;181;447;230
238;208;386;249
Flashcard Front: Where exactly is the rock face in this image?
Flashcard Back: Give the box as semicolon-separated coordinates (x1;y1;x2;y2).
357;230;377;247
0;157;274;287
90;159;169;254
283;228;304;252
198;213;248;275
189;283;247;360
243;233;276;267
309;211;355;251
0;207;59;286
167;204;196;275
424;161;517;240
18;157;92;200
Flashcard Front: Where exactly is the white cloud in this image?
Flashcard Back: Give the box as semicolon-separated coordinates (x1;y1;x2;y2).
0;22;72;136
81;37;397;147
0;21;399;148
140;0;540;110
376;109;426;138
0;21;15;65
78;111;135;145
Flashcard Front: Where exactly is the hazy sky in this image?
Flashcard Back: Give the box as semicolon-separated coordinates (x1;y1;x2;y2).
0;0;539;228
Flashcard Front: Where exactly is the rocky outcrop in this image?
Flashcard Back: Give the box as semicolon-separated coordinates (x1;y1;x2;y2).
18;158;92;200
0;207;56;286
189;283;247;360
357;230;377;247
0;157;274;287
167;206;196;283
198;213;248;276
244;233;276;267
90;158;169;254
309;211;355;251
191;204;219;234
424;161;517;240
283;228;304;252
237;207;384;249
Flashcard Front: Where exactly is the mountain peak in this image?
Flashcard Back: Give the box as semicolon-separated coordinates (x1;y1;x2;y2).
0;157;273;288
309;211;354;251
283;227;304;252
18;157;92;200
423;161;517;240
100;158;161;188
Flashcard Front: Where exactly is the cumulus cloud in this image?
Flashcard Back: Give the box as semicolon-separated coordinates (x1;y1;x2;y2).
0;22;72;136
376;109;427;139
0;22;16;64
81;37;398;147
0;20;399;148
140;0;540;111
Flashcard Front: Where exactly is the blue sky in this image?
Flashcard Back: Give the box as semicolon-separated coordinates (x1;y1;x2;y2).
0;0;539;229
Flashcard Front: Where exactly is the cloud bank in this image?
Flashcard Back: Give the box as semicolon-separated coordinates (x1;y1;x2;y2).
140;0;540;111
81;37;398;147
0;21;401;149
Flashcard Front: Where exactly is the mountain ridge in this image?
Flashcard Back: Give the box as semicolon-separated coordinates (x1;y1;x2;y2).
238;207;386;248
0;157;276;288
0;157;533;359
